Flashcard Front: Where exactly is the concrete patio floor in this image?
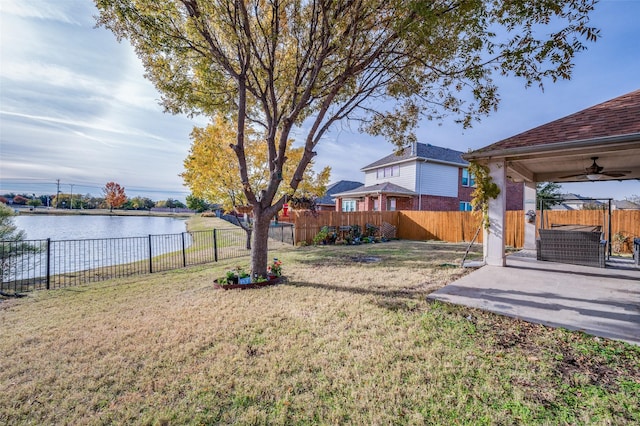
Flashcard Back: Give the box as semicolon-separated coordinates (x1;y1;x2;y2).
427;252;640;346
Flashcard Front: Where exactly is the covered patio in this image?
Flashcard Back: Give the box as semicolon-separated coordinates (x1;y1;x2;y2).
430;90;640;345
428;253;640;345
464;89;640;267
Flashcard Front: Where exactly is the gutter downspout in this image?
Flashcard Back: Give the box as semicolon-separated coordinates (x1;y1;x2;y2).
418;159;429;210
417;160;422;210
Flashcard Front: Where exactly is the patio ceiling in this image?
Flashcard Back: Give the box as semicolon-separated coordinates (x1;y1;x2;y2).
465;90;640;184
482;137;640;183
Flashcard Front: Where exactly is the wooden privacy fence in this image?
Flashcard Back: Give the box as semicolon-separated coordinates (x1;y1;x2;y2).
290;211;399;244
289;210;640;253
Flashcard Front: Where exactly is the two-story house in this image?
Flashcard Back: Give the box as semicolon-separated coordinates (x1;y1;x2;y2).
333;142;523;212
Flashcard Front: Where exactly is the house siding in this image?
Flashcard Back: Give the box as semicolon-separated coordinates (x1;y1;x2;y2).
364;162;416;190
418;162;459;197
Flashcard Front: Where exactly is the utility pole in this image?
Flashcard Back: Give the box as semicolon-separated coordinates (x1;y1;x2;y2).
69;184;74;210
55;179;60;209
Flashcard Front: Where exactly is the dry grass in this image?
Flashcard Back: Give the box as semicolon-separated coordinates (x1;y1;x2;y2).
1;241;638;425
186;215;234;232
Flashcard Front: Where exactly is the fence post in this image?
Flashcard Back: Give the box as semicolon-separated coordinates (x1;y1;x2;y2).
213;229;218;262
46;238;51;290
181;232;187;267
148;235;153;273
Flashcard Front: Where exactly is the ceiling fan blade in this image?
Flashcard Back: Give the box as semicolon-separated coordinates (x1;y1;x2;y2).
558;172;587;179
601;171;629;178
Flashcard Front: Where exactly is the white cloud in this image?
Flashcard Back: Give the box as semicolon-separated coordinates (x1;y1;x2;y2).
0;0;88;25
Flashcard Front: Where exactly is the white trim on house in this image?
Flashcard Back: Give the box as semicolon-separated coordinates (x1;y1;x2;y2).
361;157;467;172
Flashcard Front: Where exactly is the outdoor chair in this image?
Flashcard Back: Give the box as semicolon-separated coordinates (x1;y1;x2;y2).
536;228;607;268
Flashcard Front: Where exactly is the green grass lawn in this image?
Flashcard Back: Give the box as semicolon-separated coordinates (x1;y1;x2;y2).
1;241;638;425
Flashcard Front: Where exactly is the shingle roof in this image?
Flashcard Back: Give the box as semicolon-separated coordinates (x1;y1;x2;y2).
613;200;640;210
470;89;640;156
362;143;467;170
315;180;363;205
332;182;417;198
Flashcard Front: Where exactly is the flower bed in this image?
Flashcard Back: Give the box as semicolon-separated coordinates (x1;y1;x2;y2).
213;276;282;290
214;259;284;290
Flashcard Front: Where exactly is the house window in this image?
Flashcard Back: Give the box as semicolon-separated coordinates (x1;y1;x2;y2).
387;198;396;211
342;200;356;212
459;201;473;211
461;168;475;187
377;165;400;179
373;199;379;211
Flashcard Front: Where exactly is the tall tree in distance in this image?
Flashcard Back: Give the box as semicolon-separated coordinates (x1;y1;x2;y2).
96;0;599;277
103;182;127;212
186;195;210;213
181;116;330;213
536;182;563;210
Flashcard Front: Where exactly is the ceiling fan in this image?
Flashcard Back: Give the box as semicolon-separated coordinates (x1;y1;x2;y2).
559;157;630;181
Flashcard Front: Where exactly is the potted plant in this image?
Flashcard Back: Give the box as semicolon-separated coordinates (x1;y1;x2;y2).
267;258;282;279
312;227;329;245
226;270;238;284
238;269;251;284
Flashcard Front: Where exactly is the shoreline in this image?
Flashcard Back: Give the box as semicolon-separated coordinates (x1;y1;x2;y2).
14;207;195;218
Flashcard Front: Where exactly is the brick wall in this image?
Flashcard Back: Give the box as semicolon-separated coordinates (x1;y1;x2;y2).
394;197;414;210
414;194;459;211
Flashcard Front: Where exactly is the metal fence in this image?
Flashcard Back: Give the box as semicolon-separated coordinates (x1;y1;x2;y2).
1;224;294;293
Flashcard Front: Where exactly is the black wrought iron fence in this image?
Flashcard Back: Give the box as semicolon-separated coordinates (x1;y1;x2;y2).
1;224;294;293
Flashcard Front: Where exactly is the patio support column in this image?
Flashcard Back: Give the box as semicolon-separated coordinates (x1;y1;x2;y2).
484;160;507;266
523;181;537;250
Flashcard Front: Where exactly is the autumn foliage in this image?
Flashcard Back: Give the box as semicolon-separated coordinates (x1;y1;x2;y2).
103;182;127;212
181;116;330;213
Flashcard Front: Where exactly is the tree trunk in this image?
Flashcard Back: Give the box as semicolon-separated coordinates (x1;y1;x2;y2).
245;228;252;250
250;211;271;279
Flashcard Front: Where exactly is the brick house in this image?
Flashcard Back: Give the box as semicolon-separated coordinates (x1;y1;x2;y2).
332;142;523;212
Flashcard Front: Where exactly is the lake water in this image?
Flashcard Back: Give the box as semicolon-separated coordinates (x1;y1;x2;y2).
5;215;192;282
14;215;188;241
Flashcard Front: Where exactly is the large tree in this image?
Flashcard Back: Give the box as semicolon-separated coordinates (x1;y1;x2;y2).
103;182;127;212
181;115;330;212
95;0;598;277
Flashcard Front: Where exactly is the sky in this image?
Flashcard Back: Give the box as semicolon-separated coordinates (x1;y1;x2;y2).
1;0;639;203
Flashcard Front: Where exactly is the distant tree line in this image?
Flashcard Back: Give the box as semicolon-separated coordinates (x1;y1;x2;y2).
0;192;192;211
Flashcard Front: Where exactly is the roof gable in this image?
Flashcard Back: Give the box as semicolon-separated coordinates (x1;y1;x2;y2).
315;180;363;205
470;89;640;156
332;182;417;198
362;143;467;170
613;200;640;209
325;180;364;195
